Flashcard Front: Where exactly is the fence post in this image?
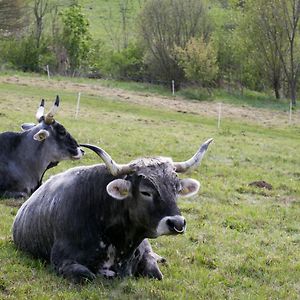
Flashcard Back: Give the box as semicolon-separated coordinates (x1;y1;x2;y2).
289;101;292;125
218;102;222;129
75;92;81;119
172;80;175;96
46;65;50;79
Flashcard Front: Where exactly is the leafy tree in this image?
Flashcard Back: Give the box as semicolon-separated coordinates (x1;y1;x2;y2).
176;37;219;86
209;3;245;90
60;4;91;74
240;0;300;105
102;43;144;79
271;0;300;107
138;0;210;88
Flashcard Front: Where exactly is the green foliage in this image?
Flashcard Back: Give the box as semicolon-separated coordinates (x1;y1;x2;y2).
101;43;144;79
138;0;209;86
178;87;214;101
0;36;53;72
60;4;91;73
176;37;219;86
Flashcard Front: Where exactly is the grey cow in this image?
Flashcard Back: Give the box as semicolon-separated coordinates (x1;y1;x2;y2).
13;138;213;282
0;96;84;198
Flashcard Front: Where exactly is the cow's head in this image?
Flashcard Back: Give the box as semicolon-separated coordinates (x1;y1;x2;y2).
81;139;213;238
21;96;84;161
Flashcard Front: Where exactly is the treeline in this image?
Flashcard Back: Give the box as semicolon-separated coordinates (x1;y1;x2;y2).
0;0;299;106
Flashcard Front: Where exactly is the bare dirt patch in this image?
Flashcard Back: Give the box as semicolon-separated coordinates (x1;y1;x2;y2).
249;180;273;190
1;75;299;127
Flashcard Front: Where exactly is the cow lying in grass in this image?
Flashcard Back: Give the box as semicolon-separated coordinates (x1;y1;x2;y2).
0;96;83;198
13;138;213;282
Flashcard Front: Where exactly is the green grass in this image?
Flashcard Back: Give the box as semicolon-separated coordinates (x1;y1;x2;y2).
0;70;294;113
0;75;300;299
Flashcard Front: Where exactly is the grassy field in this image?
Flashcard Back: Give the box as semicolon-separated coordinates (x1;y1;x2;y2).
0;73;300;299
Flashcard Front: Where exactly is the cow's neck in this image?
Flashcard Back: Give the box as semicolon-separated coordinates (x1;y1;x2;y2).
19;133;53;191
101;205;146;257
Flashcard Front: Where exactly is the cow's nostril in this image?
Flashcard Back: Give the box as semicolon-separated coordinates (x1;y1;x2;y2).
166;217;186;234
166;218;173;228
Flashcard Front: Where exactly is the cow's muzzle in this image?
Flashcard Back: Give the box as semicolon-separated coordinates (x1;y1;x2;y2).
156;215;186;236
72;147;85;160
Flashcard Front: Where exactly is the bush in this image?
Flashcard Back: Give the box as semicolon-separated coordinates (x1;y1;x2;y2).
101;44;144;80
0;36;52;72
176;37;219;86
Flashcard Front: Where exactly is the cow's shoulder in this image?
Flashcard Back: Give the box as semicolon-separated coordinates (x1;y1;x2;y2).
0;132;23;154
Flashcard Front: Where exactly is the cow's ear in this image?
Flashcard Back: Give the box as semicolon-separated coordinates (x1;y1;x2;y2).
21;123;36;132
179;178;200;198
106;179;131;200
33;129;50;141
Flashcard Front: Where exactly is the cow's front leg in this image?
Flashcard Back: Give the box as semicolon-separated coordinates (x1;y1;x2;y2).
132;239;164;280
50;241;96;283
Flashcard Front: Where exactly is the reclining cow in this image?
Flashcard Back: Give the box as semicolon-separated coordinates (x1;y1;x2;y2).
0;96;84;198
12;138;213;282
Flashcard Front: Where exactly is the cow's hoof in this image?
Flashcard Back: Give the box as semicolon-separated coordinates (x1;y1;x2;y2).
146;268;163;280
98;268;116;279
60;263;96;283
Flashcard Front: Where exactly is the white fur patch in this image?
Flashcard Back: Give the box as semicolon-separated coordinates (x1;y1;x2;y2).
99;268;116;278
102;245;116;269
99;241;106;248
72;147;84;159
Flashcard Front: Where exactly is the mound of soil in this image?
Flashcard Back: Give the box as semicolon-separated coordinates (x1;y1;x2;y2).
249;180;273;190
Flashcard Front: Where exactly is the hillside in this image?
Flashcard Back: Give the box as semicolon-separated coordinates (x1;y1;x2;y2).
80;0;142;47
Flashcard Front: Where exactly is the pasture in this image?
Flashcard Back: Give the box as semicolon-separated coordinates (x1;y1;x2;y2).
0;73;300;299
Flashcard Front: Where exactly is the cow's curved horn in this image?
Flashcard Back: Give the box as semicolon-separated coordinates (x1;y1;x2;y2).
45;95;60;124
79;144;134;176
173;138;213;173
36;99;45;122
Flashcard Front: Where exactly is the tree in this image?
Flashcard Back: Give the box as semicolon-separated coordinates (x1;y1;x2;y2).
138;0;210;88
235;0;285;99
33;0;49;49
176;37;219;86
60;5;91;74
272;0;300;107
246;0;300;106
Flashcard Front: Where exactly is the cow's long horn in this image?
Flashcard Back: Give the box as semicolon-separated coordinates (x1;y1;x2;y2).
45;95;60;124
173;138;213;173
79;144;134;176
36;99;45;122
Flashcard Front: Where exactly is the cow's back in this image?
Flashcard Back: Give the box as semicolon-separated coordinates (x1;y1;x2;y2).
0;132;24;194
12;164;109;259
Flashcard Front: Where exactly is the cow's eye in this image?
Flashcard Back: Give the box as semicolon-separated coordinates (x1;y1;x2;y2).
141;191;152;198
141;191;151;197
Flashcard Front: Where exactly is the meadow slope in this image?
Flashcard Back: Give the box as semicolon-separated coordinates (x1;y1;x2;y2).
0;74;300;299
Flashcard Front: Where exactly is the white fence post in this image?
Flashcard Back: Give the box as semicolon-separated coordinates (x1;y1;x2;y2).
289;101;292;124
75;92;81;119
172;80;175;96
217;102;222;129
46;65;50;79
